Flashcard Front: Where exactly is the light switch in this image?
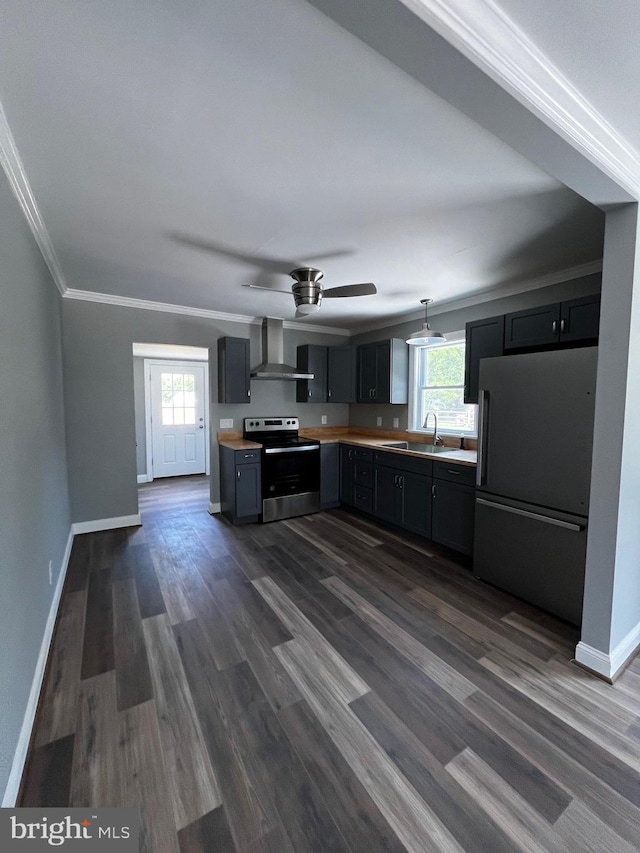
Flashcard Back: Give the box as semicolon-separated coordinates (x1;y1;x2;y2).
219;418;233;429
393;417;399;428
376;416;383;426
321;415;327;424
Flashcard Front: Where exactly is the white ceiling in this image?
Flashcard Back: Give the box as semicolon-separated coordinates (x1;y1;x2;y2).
496;0;640;151
0;0;605;329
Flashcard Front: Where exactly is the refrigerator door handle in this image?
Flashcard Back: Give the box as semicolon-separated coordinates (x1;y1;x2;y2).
476;498;584;532
476;390;489;487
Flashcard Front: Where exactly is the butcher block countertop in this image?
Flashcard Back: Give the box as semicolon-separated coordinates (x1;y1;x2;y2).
218;427;477;467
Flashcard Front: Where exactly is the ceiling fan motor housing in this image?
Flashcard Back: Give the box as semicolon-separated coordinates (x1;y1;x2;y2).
290;267;323;308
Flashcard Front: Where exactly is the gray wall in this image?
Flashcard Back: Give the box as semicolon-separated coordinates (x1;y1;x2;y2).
133;357;147;476
62;301;349;520
348;273;602;432
0;171;71;802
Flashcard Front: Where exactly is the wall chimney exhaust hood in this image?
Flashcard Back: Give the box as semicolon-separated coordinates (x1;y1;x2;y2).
250;317;314;380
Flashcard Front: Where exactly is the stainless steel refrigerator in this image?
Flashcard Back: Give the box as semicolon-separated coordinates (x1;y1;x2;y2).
474;347;598;625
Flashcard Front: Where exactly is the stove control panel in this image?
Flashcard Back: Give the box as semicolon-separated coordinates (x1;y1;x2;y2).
244;417;299;433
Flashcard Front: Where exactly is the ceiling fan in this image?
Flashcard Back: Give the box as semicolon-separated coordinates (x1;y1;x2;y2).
244;267;377;318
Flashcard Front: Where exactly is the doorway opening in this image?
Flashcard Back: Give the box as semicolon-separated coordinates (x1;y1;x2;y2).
132;343;210;487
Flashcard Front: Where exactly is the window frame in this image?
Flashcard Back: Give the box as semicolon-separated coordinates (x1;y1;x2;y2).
408;330;477;437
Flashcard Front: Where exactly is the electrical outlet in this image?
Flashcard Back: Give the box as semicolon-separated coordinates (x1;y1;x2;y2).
393;417;399;428
321;415;327;425
48;560;53;585
219;418;233;429
376;416;383;426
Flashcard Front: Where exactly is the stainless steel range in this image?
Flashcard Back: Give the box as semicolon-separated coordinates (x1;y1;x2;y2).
244;417;320;523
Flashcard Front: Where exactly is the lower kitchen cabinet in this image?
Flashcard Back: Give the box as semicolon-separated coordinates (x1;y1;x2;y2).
219;446;261;524
341;445;474;555
431;479;475;555
320;444;340;509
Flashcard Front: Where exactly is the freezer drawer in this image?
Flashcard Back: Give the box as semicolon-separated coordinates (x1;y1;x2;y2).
473;495;587;625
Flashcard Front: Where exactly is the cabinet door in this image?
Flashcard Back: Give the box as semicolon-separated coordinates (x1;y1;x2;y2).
339;445;355;505
374;465;399;523
328;346;356;403
399;472;432;538
235;463;261;517
321;444;340;508
560;294;600;343
431;480;475;554
218;337;251;403
504;304;560;350
357;345;377;402
296;345;327;403
373;341;391;402
464;316;504;403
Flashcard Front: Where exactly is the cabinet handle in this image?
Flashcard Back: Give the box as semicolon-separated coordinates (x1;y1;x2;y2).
369;389;373;398
373;389;377;399
552;320;557;333
560;318;566;333
308;390;312;397
398;476;403;489
432;484;436;498
237;470;241;479
393;474;398;486
447;469;460;475
328;390;332;398
247;389;251;397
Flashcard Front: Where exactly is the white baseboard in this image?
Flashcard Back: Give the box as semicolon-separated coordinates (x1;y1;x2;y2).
208;502;221;515
2;526;74;807
575;621;640;680
72;514;142;535
137;474;150;484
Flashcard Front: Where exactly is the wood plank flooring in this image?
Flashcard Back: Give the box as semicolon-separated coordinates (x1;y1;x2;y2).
20;474;640;852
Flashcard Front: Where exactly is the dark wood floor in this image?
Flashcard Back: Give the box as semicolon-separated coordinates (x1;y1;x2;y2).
20;474;640;852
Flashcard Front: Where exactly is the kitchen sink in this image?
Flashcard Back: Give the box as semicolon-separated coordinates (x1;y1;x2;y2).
381;441;451;454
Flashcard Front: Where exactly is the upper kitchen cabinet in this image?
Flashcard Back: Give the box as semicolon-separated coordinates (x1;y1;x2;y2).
357;339;408;404
559;294;601;343
504;294;600;350
464;315;505;404
218;336;251;403
328;345;357;403
296;345;328;403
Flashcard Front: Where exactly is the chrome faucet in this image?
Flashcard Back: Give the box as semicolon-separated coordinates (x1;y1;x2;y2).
423;411;443;445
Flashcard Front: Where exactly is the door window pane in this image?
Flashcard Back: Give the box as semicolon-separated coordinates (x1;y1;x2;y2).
162;409;174;425
184;407;196;424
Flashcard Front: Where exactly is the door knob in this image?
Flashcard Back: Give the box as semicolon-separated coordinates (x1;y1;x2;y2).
199;425;204;429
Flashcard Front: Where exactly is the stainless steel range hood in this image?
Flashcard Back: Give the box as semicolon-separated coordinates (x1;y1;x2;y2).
250;317;314;380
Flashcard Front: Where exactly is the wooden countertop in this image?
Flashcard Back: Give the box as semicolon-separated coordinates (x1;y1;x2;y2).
218;429;477;467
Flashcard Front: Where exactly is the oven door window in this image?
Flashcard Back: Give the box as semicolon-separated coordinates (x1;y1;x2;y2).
262;449;320;498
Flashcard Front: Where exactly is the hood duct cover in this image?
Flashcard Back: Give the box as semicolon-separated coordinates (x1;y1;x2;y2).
250;317;314;380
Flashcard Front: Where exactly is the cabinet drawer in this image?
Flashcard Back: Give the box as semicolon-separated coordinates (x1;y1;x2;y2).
353;486;373;513
432;461;476;486
235;449;260;463
354;461;373;487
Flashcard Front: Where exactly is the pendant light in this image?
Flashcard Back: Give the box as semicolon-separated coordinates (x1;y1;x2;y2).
406;298;446;346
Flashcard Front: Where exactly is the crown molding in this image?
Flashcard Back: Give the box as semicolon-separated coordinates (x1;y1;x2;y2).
0;99;69;296
399;0;640;200
351;259;603;336
63;287;350;336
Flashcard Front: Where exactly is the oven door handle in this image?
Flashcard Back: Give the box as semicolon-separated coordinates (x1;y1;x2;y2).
263;445;320;454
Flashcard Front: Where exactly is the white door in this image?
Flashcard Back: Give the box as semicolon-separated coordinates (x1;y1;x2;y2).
149;362;207;478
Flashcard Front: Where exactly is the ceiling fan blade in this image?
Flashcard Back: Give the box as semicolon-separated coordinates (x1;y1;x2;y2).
242;284;292;294
323;283;377;298
169;232;352;273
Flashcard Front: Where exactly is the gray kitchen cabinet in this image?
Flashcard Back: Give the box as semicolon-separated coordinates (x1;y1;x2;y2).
340;445;373;507
218;336;251;403
464;315;504;404
504;294;600;351
559;294;601;342
219;445;261;524
296;345;327;403
320;443;340;509
357;339;408;404
430;462;475;553
373;451;432;538
328;345;357;403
